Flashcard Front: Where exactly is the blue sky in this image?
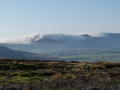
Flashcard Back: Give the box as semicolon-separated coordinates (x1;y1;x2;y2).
0;0;120;38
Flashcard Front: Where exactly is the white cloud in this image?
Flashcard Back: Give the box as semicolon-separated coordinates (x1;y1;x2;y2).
0;33;43;44
77;32;106;37
0;32;109;44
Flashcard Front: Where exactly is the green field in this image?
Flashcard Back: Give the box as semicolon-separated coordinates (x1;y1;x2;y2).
45;48;120;62
59;53;120;62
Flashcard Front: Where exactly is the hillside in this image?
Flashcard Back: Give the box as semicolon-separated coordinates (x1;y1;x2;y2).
1;33;120;62
0;46;58;60
1;33;120;53
0;59;120;90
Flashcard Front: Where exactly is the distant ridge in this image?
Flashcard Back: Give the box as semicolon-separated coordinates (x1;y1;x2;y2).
1;33;120;53
0;46;59;60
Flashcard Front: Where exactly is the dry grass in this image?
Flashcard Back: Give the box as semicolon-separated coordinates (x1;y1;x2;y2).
0;59;120;90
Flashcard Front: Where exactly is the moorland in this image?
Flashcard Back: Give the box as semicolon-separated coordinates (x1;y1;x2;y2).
0;59;120;90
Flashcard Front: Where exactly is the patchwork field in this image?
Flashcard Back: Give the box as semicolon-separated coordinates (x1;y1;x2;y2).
47;48;120;62
59;53;120;62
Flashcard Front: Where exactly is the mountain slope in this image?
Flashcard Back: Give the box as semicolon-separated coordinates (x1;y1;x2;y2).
0;46;58;60
1;33;120;53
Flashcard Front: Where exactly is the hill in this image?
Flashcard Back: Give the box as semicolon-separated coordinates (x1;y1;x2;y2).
1;33;120;53
0;46;58;60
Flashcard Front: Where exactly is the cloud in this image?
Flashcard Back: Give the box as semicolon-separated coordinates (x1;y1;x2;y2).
0;33;43;44
0;32;112;44
77;32;106;37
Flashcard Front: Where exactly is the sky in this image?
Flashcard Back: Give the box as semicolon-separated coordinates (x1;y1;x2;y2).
0;0;120;38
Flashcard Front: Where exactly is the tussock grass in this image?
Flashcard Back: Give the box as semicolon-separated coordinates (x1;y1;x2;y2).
0;59;120;90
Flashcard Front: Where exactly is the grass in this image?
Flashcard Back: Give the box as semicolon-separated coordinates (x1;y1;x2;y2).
0;59;120;89
60;53;120;62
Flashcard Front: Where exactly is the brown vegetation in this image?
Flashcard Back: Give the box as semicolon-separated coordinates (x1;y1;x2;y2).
0;59;120;90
